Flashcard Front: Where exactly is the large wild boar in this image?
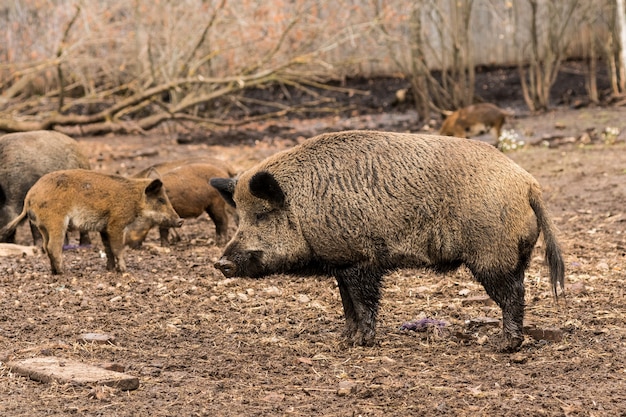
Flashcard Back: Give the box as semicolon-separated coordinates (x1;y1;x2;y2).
211;130;564;352
439;103;512;144
0;130;91;245
126;162;232;248
0;169;183;274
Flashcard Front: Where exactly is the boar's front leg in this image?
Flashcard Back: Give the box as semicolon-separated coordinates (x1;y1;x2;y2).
100;231;116;271
78;231;91;246
336;277;358;341
100;228;127;272
335;267;383;347
205;202;229;246
158;227;172;247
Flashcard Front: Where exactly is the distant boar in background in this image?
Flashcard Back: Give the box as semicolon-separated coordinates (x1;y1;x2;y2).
132;156;238;178
0;130;91;246
0;169;182;274
211;130;564;352
439;103;512;144
126;162;233;248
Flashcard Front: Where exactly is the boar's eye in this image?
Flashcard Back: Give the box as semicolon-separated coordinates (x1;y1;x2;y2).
255;212;268;222
157;197;167;204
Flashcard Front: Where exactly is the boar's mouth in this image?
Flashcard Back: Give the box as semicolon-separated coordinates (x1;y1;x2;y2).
214;250;265;278
171;218;184;228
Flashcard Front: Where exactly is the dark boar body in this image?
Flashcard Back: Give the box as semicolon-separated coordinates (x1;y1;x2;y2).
0;169;182;274
0;130;91;245
211;130;564;352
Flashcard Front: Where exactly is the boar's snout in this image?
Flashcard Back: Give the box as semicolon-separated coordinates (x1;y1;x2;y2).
214;257;237;277
213;249;265;278
164;216;184;228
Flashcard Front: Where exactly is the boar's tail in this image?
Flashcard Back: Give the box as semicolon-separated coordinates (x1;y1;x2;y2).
0;208;28;242
529;185;565;299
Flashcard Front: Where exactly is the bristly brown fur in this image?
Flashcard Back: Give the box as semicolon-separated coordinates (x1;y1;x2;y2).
0;169;182;274
212;130;564;352
0;130;91;245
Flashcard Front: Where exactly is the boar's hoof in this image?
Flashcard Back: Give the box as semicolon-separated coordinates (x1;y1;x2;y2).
341;322;358;340
341;323;377;347
498;335;523;353
346;329;376;347
214;258;237;277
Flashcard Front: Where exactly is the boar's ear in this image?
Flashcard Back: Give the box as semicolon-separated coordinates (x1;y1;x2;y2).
210;177;237;208
145;167;162;180
249;171;285;207
145;179;164;196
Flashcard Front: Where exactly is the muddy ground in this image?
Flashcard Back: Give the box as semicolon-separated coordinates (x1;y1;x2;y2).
0;68;625;416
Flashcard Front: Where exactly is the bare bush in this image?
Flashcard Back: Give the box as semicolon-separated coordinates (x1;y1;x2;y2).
374;0;477;123
616;0;626;94
0;0;381;134
0;0;623;133
513;0;598;111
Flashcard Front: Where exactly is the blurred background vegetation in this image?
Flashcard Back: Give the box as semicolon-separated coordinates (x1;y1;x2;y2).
1;0;625;134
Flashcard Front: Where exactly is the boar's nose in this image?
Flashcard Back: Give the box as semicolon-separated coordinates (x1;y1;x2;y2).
214;257;237;277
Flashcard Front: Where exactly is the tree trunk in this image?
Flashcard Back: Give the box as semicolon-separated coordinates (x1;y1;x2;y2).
409;5;431;125
586;23;599;104
616;0;626;92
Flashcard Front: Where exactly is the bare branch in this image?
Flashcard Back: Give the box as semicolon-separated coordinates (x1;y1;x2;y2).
181;0;227;77
56;4;81;111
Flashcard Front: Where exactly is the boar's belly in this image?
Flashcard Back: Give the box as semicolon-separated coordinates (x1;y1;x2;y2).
67;208;108;232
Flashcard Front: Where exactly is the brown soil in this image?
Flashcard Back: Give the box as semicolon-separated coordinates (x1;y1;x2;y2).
1;72;625;416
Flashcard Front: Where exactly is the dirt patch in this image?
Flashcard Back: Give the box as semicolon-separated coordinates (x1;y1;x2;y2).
1;71;625;416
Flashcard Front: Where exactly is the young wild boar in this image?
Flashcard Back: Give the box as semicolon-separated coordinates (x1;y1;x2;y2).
439;103;512;144
126;162;232;248
0;130;91;245
210;130;564;352
0;169;183;274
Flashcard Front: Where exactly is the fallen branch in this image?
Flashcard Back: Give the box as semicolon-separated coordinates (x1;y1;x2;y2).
0;51;361;135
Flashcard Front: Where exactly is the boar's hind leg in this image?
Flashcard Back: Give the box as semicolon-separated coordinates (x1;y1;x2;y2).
40;226;65;275
335;268;383;347
472;266;526;353
28;222;43;246
2;228;16;243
